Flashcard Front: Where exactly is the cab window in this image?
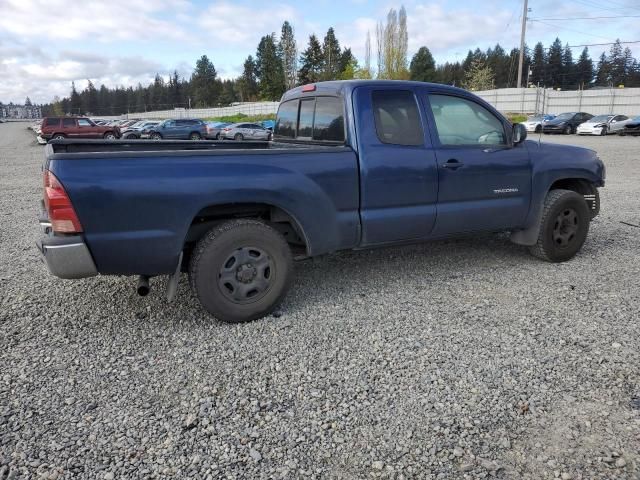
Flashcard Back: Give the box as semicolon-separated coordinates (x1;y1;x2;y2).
428;94;506;146
372;90;423;146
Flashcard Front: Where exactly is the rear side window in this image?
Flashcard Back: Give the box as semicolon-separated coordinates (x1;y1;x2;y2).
275;100;297;138
298;99;315;138
62;118;76;127
275;96;345;142
313;97;344;141
372;90;423;146
45;118;59;126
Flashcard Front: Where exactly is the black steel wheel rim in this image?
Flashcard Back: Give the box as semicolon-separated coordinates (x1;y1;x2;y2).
217;246;274;304
552;208;579;248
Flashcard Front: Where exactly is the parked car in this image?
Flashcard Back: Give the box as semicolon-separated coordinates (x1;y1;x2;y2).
39;117;120;141
522;114;555;133
576;114;631;136
220;122;272;140
542;112;593;134
204;122;231;139
121;121;161;139
37;80;605;323
147;119;207;140
619;115;640;136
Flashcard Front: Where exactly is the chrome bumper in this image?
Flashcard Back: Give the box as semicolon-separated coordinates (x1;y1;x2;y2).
37;221;98;279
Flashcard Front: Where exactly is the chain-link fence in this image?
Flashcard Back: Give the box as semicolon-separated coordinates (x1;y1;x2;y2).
117;102;280;120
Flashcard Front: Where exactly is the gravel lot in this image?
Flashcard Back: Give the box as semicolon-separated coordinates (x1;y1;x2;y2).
1;121;639;480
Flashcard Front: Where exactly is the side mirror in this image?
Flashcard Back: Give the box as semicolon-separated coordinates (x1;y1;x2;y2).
513;123;527;145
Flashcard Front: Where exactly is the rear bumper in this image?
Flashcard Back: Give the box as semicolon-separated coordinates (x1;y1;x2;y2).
37;221;97;279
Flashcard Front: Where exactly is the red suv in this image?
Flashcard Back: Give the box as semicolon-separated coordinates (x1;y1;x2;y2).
40;117;120;141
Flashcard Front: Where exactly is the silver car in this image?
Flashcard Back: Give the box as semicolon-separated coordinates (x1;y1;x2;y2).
220;123;272;141
576;114;632;136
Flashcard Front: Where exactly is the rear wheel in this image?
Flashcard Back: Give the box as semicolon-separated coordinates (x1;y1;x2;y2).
234;133;243;141
189;132;202;140
189;219;293;323
150;133;162;140
600;125;608;136
215;133;220;140
529;189;590;263
535;125;542;133
564;125;572;135
52;134;65;140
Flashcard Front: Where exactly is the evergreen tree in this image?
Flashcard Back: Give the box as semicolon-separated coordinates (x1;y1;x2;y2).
190;55;219;107
487;44;510;88
561;44;574;89
595;52;610;86
575;47;593;89
238;56;259;101
24;97;32;106
256;34;286;100
69;82;81;114
608;39;625;86
409;46;437;82
82;80;99;114
547;38;564;88
279;21;298;90
530;42;546;86
322;27;342;80
298;34;324;84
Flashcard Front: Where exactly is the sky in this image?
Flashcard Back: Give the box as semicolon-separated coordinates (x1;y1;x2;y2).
1;0;639;104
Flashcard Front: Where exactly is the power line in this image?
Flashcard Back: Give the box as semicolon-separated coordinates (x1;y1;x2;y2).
530;19;616;42
532;15;640;20
568;40;640;47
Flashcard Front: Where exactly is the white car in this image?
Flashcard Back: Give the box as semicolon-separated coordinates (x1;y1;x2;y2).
576;114;631;136
522;114;555;133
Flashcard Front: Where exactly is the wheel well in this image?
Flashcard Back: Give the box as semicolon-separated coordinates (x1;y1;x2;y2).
184;203;308;261
549;178;599;217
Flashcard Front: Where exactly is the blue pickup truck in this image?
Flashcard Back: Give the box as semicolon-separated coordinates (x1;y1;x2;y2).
38;80;604;323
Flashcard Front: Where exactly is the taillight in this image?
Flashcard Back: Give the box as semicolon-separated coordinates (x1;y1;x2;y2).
43;170;83;233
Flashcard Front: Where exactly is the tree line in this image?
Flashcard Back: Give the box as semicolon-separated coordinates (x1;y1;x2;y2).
41;7;640;116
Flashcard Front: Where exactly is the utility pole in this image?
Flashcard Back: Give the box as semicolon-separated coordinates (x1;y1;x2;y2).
517;0;529;88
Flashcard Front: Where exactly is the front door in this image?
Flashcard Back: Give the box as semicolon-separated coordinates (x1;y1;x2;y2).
422;91;531;236
354;86;439;245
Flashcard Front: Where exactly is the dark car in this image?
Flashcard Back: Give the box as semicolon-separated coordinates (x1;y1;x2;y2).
148;119;207;140
619;115;640;136
542;112;593;135
40;117;120;141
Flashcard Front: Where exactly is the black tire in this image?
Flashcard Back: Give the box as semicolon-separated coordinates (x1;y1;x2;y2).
103;132;117;140
52;134;65;140
535;125;542;133
215;133;220;140
234;133;243;141
618;131;626;137
529;189;590;263
189;132;201;140
189;219;293;323
564;125;572;135
150;133;162;140
600;125;608;136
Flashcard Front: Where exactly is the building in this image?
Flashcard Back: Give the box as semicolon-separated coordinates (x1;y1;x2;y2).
0;103;42;119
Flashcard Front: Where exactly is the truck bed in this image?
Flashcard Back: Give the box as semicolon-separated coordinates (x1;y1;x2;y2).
47;139;330;157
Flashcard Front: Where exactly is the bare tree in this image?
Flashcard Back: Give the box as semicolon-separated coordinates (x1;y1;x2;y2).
376;6;410;79
364;30;372;78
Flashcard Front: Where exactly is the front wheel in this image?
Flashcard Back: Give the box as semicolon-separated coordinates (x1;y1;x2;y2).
564;125;572;135
189;132;201;140
600;126;608;136
150;133;162;140
189;219;293;323
529;189;590;263
234;133;243;141
52;134;65;140
535;125;542;133
103;132;117;140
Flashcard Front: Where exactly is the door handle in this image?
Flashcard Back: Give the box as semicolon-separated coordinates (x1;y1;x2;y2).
442;159;463;169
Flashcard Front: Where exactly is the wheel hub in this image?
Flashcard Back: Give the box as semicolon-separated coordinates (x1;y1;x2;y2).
236;263;257;283
218;246;274;304
552;208;579;247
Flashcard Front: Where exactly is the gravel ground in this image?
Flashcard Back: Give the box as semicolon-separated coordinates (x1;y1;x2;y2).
1;122;639;480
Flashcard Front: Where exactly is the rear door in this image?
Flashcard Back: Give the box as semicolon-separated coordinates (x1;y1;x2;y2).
422;89;531;235
353;86;439;245
62;118;77;137
76;118;97;138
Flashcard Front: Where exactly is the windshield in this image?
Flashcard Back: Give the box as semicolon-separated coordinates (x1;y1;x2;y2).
590;115;613;123
554;113;575;120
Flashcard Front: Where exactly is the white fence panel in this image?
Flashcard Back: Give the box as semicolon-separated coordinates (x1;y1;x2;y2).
123;102;280;120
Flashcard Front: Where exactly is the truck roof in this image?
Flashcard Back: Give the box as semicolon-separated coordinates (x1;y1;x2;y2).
280;80;469;102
